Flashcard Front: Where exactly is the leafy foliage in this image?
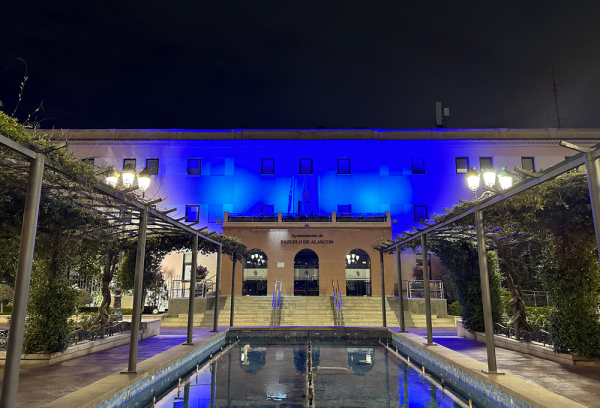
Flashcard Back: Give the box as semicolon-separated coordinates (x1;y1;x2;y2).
23;269;77;354
427;239;504;332
526;306;554;332
75;289;94;308
448;301;462;316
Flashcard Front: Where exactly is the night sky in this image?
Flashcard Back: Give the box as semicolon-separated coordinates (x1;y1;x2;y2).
2;1;600;130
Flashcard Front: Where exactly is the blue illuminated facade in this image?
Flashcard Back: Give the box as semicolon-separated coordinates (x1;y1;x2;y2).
68;128;596;237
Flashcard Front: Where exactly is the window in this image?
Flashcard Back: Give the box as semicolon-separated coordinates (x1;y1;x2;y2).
186;205;199;222
188;159;201;175
411;158;425;174
261;204;274;214
337;158;350;174
455;157;469;174
414;205;428;222
182;253;193;281
521;157;535;172
338;204;351;214
261;158;274;174
479;157;493;170
123;158;136;170
299;158;313;174
146;158;159;175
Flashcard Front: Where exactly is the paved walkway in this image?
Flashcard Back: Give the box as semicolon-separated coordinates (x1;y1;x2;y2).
0;327;223;407
408;328;600;408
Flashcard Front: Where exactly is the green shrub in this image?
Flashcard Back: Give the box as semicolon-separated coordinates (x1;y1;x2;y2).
448;301;462;316
430;240;504;332
121;308;133;315
526;306;554;331
0;305;12;315
75;289;94;308
23;272;77;354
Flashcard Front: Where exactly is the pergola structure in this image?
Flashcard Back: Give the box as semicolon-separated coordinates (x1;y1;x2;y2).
0;133;225;408
377;140;600;374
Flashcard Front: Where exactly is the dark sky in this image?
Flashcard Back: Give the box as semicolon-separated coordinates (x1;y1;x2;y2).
2;1;600;130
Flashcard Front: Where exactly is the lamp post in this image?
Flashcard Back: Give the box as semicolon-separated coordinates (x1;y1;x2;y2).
467;166;513;200
104;166;152;195
464;165;508;374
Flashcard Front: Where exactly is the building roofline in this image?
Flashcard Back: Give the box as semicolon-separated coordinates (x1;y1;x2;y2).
49;128;600;141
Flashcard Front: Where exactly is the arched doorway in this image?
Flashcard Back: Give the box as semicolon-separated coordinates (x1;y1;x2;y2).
345;249;371;296
242;249;268;296
294;249;319;296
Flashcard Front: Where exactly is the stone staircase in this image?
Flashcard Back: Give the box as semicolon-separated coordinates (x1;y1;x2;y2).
342;297;455;328
162;296;274;327
162;295;456;328
279;296;335;326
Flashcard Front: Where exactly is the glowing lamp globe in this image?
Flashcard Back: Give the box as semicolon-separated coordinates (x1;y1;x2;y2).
482;167;497;188
137;169;151;192
122;165;136;188
497;167;513;190
466;167;480;191
105;169;119;188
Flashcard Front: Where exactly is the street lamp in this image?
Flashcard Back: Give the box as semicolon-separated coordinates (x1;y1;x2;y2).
137;168;151;192
121;164;136;188
103;165;152;193
105;168;120;188
497;167;514;190
466;165;514;200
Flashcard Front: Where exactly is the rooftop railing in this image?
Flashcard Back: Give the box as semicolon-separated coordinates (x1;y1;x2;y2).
226;212;388;223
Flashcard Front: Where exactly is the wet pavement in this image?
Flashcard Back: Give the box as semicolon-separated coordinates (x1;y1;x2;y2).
0;327;221;406
407;328;600;408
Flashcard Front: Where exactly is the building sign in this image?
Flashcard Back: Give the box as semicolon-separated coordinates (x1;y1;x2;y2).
277;262;284;268
281;239;333;245
281;233;333;245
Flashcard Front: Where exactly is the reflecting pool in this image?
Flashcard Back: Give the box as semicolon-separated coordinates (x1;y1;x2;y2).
152;339;470;407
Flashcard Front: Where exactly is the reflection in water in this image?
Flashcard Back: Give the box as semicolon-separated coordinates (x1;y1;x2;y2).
154;343;472;408
239;345;266;374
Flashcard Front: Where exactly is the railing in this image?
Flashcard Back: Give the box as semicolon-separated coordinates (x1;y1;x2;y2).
493;323;553;348
522;290;552;307
226;212;388;223
169;277;214;298
0;321;132;351
272;279;282;309
228;213;278;222
336;212;387;222
271;279;282;326
332;279;343;324
407;280;444;299
282;213;332;222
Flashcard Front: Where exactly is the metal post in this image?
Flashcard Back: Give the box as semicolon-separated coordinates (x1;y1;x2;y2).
125;206;148;373
185;232;198;345
396;250;406;332
212;245;222;332
584;151;600;259
421;234;435;346
230;254;237;327
379;251;387;327
475;206;501;374
0;154;44;408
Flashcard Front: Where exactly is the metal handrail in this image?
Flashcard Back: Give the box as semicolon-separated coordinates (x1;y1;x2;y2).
272;279;282;309
407;279;444;299
337;279;343;311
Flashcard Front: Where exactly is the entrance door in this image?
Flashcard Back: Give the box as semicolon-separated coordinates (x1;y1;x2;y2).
243;249;268;296
345;249;371;296
294;249;319;296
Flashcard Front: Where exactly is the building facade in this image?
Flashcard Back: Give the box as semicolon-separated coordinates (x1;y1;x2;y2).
65;128;600;297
